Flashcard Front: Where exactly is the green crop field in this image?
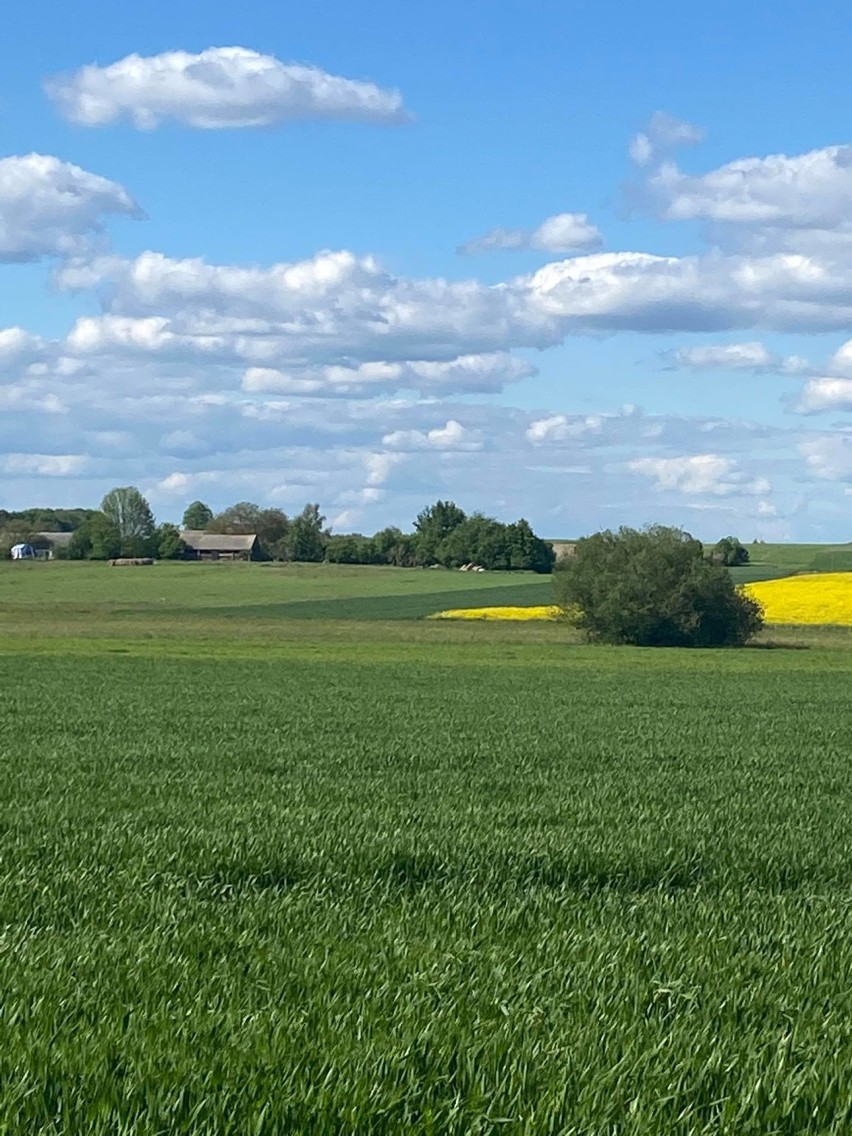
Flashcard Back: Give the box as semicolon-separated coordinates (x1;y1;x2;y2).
4;561;852;1132
0;560;553;630
749;542;852;568
730;542;852;583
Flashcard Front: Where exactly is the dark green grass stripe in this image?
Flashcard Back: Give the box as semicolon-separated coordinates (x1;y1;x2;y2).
143;582;557;621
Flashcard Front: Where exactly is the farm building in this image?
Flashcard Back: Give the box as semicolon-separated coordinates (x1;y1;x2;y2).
180;530;259;561
34;531;74;559
549;541;576;560
8;532;74;560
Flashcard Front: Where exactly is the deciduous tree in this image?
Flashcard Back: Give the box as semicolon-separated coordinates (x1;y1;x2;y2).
255;509;290;560
100;487;155;556
554;525;763;647
182;501;213;530
65;512;122;560
206;502;262;534
288;503;328;562
156;523;185;560
414;500;467;564
712;536;749;566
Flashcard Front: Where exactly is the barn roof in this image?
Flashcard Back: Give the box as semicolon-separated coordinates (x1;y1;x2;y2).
35;531;74;547
180;530;257;552
548;541;576;558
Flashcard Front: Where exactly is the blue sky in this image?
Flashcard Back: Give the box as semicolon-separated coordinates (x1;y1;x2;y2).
3;1;852;538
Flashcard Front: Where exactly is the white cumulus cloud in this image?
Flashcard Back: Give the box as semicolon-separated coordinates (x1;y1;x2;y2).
827;339;852;374
526;414;604;443
629;111;704;167
629;453;770;496
242;352;533;398
0;327;45;363
46;46;409;129
381;419;481;452
363;452;403;487
55;242;852;372
1;453;88;477
796;378;852;413
648;143;852;228
0;154;140;262
0;384;66;415
670;341;808;373
156;472;193;493
459;212;601;255
799;434;852;480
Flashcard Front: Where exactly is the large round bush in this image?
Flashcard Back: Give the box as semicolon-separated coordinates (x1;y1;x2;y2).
554;525;763;647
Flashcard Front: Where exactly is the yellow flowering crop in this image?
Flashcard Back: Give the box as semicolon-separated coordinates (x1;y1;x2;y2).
430;605;562;621
745;572;852;625
432;573;852;627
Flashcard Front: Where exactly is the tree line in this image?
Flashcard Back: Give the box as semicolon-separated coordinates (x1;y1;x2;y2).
1;490;555;571
325;501;555;572
0;508;98;533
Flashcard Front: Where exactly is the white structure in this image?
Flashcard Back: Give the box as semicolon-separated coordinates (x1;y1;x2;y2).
10;543;36;560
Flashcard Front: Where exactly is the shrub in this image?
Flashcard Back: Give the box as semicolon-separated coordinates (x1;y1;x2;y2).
156;523;186;560
712;536;749;566
325;535;378;564
554;525;764;647
63;513;122;560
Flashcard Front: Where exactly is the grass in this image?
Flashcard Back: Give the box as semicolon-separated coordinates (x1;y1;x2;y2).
727;563;794;584
731;541;852;582
0;560;552;624
747;541;852;567
5;562;852;1130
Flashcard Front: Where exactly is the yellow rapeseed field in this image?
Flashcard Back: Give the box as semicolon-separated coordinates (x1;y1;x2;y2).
433;573;852;626
744;572;852;625
430;605;562;621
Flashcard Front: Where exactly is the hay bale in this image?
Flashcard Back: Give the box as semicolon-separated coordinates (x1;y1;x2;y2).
108;557;154;566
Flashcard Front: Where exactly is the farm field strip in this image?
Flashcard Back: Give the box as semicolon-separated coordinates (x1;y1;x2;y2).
4;646;852;1131
746;571;852;626
4;562;852;1130
430;604;561;621
0;560;550;609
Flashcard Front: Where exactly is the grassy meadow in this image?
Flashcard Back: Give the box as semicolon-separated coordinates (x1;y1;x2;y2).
728;541;852;584
3;559;852;1131
0;559;554;631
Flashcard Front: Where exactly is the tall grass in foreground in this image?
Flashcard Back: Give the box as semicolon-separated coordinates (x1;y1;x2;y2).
3;647;852;1132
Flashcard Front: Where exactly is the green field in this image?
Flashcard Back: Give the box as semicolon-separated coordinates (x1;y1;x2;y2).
724;542;852;584
0;560;554;629
4;562;852;1131
749;541;852;567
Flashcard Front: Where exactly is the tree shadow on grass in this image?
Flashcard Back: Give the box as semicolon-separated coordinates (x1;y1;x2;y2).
746;639;811;651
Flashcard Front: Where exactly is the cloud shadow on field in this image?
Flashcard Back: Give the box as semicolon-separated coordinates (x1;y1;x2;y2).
746;639;811;651
185;845;852;901
155;582;556;622
507;852;707;894
187;848;712;900
190;856;308;899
